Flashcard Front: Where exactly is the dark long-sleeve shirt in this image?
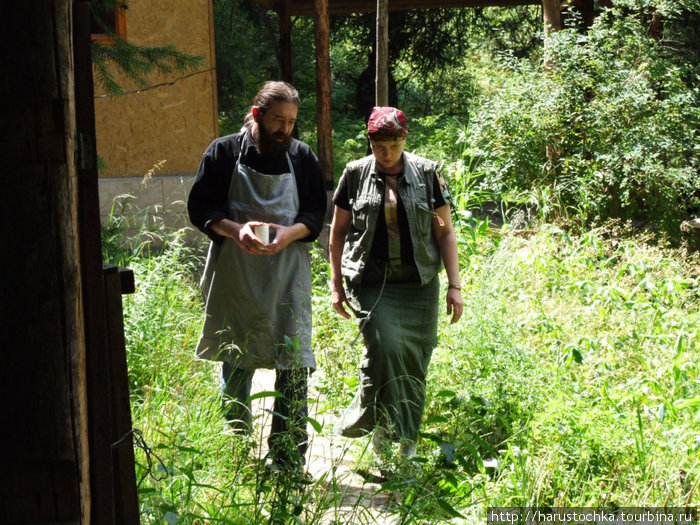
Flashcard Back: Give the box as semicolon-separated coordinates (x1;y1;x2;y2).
188;130;327;244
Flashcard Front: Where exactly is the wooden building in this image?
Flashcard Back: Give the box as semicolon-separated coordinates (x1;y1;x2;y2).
93;0;219;232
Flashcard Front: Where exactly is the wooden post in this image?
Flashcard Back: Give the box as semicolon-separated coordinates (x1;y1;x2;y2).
314;0;333;185
103;265;139;524
1;0;83;521
280;0;293;82
542;0;562;33
375;0;389;106
73;2;120;522
75;4;141;522
542;0;561;72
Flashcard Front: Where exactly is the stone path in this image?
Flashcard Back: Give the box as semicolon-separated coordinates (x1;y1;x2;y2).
250;369;398;524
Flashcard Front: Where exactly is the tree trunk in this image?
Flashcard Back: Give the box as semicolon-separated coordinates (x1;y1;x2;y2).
542;0;561;32
542;0;561;70
649;8;663;40
375;0;389;106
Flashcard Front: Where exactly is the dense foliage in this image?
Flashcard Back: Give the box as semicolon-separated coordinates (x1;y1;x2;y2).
465;10;700;233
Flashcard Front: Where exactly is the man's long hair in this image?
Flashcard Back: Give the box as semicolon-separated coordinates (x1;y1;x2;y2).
243;81;300;129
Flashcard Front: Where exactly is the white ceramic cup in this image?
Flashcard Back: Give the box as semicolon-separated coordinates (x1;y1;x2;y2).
254;224;269;245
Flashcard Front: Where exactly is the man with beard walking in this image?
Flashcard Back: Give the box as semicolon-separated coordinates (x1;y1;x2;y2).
188;81;326;470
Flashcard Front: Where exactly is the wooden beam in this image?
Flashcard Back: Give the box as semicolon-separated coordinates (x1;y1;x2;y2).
74;2;118;522
103;266;139;523
314;0;333;183
55;0;91;519
375;0;388;106
257;0;539;16
280;0;293;82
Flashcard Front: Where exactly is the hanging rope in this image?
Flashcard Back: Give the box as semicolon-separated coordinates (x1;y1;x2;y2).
112;427;169;487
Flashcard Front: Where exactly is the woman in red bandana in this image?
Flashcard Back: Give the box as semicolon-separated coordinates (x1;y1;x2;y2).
329;107;463;458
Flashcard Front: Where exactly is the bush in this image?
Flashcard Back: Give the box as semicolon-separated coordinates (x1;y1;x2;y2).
466;11;700;233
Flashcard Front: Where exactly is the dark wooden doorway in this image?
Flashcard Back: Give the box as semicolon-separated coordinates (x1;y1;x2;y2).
1;1;139;522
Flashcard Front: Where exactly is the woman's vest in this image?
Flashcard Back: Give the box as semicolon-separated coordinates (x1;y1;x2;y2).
340;151;442;285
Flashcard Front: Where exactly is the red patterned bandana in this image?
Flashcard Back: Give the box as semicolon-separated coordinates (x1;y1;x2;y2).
367;107;408;140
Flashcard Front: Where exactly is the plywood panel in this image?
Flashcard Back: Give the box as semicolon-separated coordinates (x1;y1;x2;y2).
94;0;218;178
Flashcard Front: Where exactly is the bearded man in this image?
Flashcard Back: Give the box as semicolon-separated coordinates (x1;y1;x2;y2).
188;81;326;469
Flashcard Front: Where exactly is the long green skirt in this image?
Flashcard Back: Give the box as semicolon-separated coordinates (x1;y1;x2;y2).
337;274;439;442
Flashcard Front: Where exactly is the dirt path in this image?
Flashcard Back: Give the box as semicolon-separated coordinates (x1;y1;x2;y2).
250;369;397;524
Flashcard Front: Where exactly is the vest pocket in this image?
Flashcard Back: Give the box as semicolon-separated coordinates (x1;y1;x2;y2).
351;197;373;230
415;201;434;232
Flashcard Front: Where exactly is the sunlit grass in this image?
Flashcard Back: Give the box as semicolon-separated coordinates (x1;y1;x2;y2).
105;198;699;522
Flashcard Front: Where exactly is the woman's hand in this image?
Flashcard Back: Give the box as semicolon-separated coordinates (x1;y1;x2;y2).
446;288;464;324
331;283;353;319
432;203;463;324
329;206;353;319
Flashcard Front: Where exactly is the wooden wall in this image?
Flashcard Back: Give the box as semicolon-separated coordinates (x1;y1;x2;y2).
1;0;87;521
1;2;140;522
93;0;219;179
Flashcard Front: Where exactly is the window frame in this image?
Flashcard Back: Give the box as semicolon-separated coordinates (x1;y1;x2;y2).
91;6;127;45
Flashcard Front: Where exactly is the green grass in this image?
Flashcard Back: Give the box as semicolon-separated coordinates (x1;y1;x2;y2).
425;223;699;510
105;207;699;522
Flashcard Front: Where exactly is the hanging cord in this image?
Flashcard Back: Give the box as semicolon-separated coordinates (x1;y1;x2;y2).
349;263;391;347
112;427;169;488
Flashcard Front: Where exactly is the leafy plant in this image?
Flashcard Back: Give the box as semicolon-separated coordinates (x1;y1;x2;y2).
465;11;700;234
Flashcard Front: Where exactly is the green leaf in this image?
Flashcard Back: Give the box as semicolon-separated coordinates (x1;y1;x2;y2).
436;389;457;398
674;397;700;409
437;497;467;519
303;416;324;433
247;390;282;402
381;480;405;491
464;442;485;473
572;347;584;364
174;445;200;454
424;415;449;425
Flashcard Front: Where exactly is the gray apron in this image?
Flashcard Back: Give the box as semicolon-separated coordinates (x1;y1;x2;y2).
195;152;314;370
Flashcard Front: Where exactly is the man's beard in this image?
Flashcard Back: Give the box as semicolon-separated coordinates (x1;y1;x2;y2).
256;121;292;159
